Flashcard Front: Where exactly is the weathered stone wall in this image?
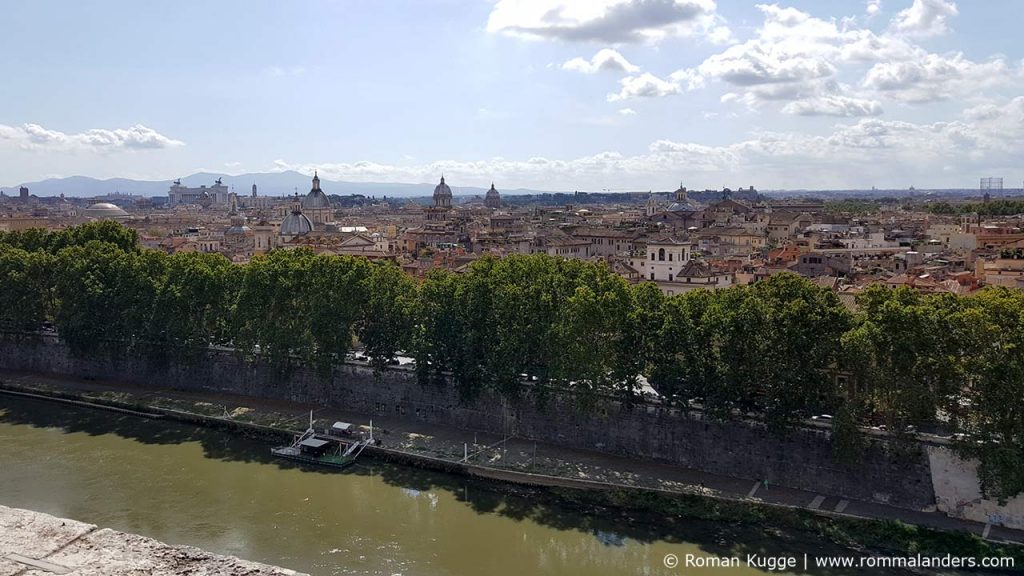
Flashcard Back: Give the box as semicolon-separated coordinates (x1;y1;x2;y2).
0;333;935;510
928;446;1024;530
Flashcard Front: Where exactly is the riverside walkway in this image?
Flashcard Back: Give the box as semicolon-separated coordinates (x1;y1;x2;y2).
0;505;302;576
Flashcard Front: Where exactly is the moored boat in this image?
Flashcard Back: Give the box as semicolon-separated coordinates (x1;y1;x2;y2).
271;412;371;469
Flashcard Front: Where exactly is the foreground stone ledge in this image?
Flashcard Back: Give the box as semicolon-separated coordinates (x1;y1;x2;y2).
0;505;305;576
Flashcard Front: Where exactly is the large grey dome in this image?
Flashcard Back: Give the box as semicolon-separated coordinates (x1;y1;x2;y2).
303;171;331;209
433;176;452;208
303;189;331;209
83;202;129;220
280;210;313;236
484;183;500;208
225;217;252;237
433;177;452;198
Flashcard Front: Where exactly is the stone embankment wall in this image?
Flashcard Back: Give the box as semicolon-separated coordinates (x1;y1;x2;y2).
0;333;935;510
928;446;1024;530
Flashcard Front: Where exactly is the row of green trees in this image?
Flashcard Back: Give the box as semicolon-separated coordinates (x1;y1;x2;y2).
1;222;1022;499
927;199;1024;216
0;223;415;372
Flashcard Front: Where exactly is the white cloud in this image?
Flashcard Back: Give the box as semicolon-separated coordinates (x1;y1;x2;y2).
890;0;958;37
961;96;1024;144
0;123;184;152
866;0;882;17
782;95;883;117
669;67;706;90
707;25;732;44
696;41;835;87
562;49;639;74
863;53;1013;103
269;98;1024;189
607;72;682;101
486;0;727;44
618;107;638;115
838;29;918;62
657;2;1021;115
670;4;860;110
964;97;1024;122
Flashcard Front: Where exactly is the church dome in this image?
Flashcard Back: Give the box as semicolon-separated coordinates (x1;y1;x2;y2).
226;224;253;236
433;176;452;208
225;214;253;237
484;182;501;208
303;189;331;209
83;202;130;220
302;171;331;209
433;176;452;198
280;210;313;236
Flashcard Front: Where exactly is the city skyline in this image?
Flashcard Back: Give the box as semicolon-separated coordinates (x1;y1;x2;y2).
3;0;1023;190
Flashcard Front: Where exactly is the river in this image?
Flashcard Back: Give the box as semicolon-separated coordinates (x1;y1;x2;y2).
0;395;899;575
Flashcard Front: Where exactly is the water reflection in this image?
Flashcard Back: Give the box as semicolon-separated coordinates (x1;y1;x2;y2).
0;395;907;575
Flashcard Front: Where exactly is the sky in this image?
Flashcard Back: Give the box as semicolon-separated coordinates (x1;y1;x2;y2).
2;0;1023;191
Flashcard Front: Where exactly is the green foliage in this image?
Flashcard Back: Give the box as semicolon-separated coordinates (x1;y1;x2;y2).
413;269;462;390
145;251;239;359
0;228;53;252
233;249;371;370
620;282;666;397
649;273;850;430
413;254;640;406
357;262;417;370
925;201;957;215
548;270;635;408
842;285;1024;500
0;246;53;330
952;287;1024;502
843;286;965;430
0;221;139;253
52;241;159;353
926;199;1024;216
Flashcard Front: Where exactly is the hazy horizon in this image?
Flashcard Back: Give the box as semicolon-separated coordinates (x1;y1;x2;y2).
7;168;1022;200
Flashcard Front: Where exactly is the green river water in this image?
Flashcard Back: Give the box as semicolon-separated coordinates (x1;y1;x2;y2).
0;395;903;575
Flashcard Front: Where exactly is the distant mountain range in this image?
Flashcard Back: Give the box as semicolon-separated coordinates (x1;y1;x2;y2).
0;171;558;199
3;171;1020;200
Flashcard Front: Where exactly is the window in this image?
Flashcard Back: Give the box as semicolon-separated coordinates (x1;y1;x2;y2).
650;272;655;280
669;274;673;281
650;252;655;260
669;252;673;261
658;248;665;261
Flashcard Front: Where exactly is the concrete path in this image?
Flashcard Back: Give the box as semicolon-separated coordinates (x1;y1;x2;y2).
0;505;302;576
2;369;1023;546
